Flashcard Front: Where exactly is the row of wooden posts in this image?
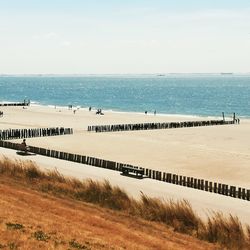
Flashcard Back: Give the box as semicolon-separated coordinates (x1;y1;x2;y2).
0;102;30;106
88;119;235;133
0;127;73;140
0;140;249;201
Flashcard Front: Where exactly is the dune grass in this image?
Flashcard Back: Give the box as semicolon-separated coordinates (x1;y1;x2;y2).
0;156;249;249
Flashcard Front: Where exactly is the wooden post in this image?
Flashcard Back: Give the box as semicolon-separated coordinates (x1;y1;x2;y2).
167;173;171;182
88;157;92;165
85;156;89;165
81;156;86;164
233;186;236;198
218;183;222;194
55;150;59;158
153;170;156;179
67;153;71;160
242;188;246;200
205;181;208;191
247;190;250;201
46;149;51;157
214;183;217;193
187;177;190;187
198;179;201;189
225;185;228;196
201;180;204;190
119;163;124;171
194;178;197;189
107;161;112;169
238;187;242;199
190;177;194;188
104;160;108;168
158;171;162;181
163;172;166;182
175;175;179;184
172;174;176;184
149;169;152;178
142;168;145;176
230;186;234;197
116;163;120;171
112;161;116;170
68;153;74;161
179;176;183;185
89;157;92;165
98;158;102;167
157;171;160;180
222;184;225;195
76;155;81;163
59;152;64;159
155;171;158;180
183;176;186;186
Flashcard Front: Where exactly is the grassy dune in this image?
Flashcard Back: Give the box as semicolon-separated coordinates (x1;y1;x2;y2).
0;157;249;249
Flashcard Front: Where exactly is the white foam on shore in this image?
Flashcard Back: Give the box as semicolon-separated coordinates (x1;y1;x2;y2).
0;100;241;121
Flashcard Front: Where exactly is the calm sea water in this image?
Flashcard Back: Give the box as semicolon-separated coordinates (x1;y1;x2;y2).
0;75;250;117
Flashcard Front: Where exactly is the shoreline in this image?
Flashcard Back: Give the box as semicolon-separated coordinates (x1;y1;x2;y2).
29;103;241;121
1;100;246;119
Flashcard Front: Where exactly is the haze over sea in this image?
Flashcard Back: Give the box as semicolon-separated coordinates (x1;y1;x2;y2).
1;74;250;118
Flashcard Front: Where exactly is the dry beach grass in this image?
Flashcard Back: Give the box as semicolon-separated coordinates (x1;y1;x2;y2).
0;157;249;249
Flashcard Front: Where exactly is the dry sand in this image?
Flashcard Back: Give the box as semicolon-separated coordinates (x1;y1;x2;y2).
0;105;249;187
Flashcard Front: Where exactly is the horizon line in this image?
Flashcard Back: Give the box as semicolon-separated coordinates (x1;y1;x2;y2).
1;72;250;76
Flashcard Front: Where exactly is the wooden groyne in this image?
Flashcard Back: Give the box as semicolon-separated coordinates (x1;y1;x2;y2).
88;119;235;133
0;101;30;106
0;127;73;140
0;140;249;201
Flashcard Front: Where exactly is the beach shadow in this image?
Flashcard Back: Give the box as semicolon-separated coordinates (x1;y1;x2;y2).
120;173;144;180
16;151;36;156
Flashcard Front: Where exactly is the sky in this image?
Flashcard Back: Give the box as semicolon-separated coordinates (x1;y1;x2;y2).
0;0;250;74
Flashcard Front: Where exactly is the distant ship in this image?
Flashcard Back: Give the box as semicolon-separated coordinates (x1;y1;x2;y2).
157;74;165;77
220;72;233;75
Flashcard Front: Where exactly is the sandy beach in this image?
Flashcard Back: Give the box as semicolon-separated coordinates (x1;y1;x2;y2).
0;105;249;187
0;105;250;223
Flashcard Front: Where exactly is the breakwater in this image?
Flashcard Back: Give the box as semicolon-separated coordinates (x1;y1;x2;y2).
0;127;73;140
0;102;30;106
88;119;235;132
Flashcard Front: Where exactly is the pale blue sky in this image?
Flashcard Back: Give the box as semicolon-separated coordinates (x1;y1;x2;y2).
0;1;250;74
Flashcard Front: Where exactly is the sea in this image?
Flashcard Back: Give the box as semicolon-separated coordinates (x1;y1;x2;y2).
0;74;250;118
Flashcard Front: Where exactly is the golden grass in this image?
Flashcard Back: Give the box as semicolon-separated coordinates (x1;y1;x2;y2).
0;156;249;249
0;180;216;250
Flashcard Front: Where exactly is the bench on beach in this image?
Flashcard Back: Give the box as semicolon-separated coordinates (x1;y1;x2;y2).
121;165;144;178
